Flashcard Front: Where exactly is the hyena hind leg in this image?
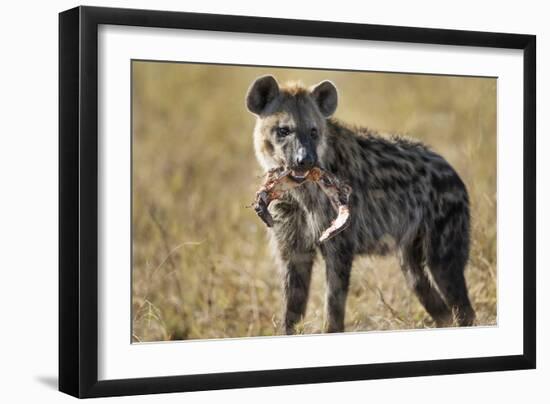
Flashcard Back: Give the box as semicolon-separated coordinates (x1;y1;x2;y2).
400;239;453;327
427;222;476;327
427;260;476;327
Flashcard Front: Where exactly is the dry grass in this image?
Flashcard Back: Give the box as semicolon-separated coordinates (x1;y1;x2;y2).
131;61;497;342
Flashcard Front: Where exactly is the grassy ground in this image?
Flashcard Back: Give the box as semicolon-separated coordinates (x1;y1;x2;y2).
131;61;497;342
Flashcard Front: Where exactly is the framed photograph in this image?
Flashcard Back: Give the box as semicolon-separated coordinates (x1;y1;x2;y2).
59;6;536;398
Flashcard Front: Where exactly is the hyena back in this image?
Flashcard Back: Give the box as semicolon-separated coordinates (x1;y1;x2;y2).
246;75;475;334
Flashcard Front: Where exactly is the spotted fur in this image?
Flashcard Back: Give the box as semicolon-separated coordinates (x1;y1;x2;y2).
246;75;475;334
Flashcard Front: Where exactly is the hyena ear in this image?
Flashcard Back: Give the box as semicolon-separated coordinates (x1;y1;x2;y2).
310;80;338;117
246;75;280;115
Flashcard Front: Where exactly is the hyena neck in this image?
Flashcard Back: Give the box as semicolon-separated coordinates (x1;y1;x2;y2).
319;118;375;180
321;118;423;184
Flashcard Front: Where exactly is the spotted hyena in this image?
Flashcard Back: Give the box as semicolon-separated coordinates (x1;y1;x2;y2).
245;75;475;334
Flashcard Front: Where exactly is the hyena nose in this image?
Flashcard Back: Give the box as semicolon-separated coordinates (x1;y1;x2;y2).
295;148;315;170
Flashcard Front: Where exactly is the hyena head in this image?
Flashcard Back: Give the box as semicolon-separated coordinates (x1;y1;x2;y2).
246;75;338;179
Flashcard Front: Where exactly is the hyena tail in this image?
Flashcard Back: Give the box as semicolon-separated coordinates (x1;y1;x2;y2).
401;199;475;327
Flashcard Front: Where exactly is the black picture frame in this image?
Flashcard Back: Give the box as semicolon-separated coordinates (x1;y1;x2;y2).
59;5;536;398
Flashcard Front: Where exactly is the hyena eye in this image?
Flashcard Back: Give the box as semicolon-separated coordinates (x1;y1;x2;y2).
276;127;291;138
311;128;318;139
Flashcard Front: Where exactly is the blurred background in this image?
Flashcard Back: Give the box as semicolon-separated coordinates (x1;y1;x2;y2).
131;61;496;342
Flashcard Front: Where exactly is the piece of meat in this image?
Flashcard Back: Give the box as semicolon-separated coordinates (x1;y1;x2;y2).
252;167;352;243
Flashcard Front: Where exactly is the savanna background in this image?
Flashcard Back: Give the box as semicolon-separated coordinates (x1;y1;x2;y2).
132;61;496;342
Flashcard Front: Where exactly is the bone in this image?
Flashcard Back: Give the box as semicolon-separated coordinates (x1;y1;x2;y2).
252;167;352;243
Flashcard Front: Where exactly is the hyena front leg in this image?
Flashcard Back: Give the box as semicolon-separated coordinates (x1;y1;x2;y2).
281;251;315;334
321;246;353;333
271;200;317;334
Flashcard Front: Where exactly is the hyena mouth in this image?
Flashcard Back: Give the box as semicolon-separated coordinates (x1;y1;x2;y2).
289;169;310;183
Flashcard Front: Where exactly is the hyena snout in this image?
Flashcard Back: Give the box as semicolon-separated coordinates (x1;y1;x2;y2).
293;145;316;172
